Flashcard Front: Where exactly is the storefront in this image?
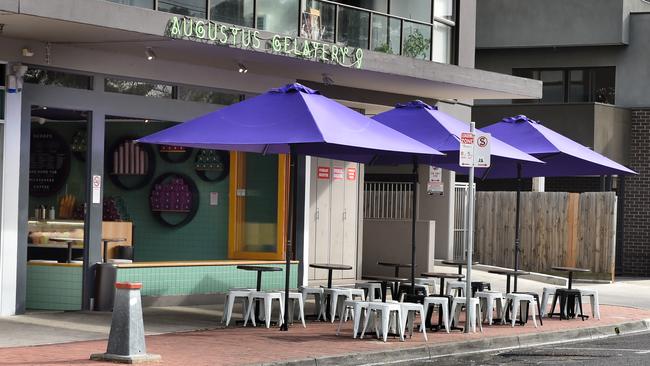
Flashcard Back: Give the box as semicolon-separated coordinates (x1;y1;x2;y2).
0;0;539;315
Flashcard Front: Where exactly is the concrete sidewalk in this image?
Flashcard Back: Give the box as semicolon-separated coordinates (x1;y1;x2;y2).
0;305;649;366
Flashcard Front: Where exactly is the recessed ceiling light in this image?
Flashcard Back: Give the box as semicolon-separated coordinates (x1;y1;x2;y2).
145;47;156;61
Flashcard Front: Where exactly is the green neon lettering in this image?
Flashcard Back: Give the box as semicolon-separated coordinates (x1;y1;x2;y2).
230;27;240;46
218;25;228;44
272;35;282;51
354;48;364;69
283;37;291;54
170;17;181;37
195;20;206;39
331;44;339;63
208;21;218;41
292;38;301;55
341;47;350;64
242;29;252;47
301;40;311;57
182;18;194;37
321;43;329;61
311;42;321;58
252;31;261;48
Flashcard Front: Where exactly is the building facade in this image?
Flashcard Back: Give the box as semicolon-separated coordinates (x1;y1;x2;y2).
0;0;539;316
474;0;648;275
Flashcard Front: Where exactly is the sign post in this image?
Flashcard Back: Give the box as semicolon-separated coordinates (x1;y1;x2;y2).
459;123;491;333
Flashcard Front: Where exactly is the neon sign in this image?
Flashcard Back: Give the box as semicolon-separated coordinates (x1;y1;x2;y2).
166;16;364;69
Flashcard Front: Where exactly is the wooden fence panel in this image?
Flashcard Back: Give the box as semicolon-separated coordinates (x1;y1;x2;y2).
474;191;617;280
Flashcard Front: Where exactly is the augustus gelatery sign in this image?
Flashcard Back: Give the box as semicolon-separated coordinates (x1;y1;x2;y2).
167;16;364;69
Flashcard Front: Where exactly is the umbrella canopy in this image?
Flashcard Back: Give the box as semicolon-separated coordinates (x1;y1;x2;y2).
480;115;636;177
138;84;443;163
138;83;444;330
372;101;543;168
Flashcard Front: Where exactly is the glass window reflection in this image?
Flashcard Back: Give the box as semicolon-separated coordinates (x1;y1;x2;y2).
432;22;451;63
402;22;431;60
434;0;454;21
337;0;387;13
301;0;335;42
106;0;154;8
390;0;432;23
371;15;400;55
158;0;207;18
256;0;299;37
211;0;254;28
337;6;370;49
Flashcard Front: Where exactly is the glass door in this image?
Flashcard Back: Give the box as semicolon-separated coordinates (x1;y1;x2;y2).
228;152;289;260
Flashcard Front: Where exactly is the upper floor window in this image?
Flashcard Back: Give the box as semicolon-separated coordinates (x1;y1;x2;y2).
211;0;254;27
106;0;154;8
158;0;208;18
513;67;616;105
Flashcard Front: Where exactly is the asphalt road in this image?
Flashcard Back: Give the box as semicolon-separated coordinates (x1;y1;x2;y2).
401;331;650;366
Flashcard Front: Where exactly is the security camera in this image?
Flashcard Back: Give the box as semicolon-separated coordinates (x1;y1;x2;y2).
13;64;28;77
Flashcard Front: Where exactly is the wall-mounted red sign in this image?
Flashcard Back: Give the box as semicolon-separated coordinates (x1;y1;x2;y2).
333;167;344;180
347;167;357;181
317;166;330;179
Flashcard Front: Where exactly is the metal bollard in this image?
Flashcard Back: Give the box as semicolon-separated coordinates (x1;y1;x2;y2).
91;282;161;363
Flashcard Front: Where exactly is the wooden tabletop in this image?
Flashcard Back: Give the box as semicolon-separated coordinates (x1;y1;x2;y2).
363;275;409;282
102;238;127;242
236;265;283;272
48;237;84;242
488;269;530;276
310;263;353;271
441;260;479;266
552;266;591;273
377;262;415;268
420;272;465;279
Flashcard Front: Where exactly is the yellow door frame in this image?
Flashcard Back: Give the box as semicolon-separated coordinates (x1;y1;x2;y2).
228;152;289;260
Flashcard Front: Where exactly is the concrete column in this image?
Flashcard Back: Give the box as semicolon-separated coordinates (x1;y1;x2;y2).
532;177;545;192
0;65;22;316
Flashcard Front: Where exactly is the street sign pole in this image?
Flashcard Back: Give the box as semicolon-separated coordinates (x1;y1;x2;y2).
464;122;475;334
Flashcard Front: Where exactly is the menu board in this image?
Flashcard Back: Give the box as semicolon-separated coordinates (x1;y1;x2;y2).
29;128;71;197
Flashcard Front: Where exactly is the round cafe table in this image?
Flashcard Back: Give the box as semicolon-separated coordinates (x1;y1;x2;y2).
237;265;283;324
487;269;530;294
49;237;84;263
441;259;479;275
551;266;591;289
362;274;409;302
310;263;353;319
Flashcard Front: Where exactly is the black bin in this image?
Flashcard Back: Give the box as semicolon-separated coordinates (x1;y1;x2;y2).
94;263;117;311
116;245;133;260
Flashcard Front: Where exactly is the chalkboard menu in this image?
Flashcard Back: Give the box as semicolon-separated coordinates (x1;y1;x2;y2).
29;127;71;197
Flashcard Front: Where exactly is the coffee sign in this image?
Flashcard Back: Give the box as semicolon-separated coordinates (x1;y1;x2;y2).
167;16;364;69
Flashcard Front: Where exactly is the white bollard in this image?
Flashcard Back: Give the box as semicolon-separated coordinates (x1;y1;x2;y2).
91;282;161;363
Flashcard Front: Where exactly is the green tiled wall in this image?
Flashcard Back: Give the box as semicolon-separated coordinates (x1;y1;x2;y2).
26;265;82;310
116;264;298;297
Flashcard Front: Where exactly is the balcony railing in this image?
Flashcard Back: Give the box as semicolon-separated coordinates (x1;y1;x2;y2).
107;0;455;64
364;181;413;220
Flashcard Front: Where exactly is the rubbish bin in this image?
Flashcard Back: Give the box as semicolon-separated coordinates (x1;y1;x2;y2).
116;245;133;260
95;263;117;311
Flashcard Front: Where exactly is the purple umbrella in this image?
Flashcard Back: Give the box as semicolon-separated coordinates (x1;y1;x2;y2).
138;83;443;330
372;101;543;303
480;115;636;289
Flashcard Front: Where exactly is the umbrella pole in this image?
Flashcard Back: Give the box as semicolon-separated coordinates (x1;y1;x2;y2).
280;147;298;331
410;161;419;297
514;163;522;292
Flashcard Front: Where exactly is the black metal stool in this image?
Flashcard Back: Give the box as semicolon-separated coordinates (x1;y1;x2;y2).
549;288;586;320
471;281;492;297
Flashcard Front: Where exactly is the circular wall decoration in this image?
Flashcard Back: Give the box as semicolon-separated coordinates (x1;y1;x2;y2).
158;144;193;164
149;172;199;228
107;137;156;191
194;149;229;182
29;127;71;197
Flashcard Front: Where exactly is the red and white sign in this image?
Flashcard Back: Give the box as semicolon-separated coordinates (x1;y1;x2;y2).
317;166;330;179
346;167;357;181
333;167;344;180
459;131;491;168
460;132;474;145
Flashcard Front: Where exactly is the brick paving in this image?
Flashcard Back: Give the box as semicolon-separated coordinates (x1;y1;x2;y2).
1;305;649;366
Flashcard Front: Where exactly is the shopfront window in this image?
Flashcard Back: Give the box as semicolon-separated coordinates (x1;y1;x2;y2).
256;0;299;37
337;0;387;12
371;14;400;54
337;6;370;48
514;67;615;104
158;0;207;18
210;0;254;28
390;0;432;23
106;0;154;8
177;86;242;105
24;68;93;90
402;21;431;60
301;0;336;42
104;78;174;99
